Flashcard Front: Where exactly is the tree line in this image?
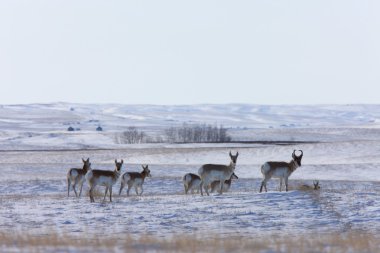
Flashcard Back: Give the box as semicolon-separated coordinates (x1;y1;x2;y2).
116;123;231;144
164;123;231;143
116;127;146;144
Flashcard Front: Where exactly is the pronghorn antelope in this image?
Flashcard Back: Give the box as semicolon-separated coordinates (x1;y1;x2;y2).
85;159;123;202
259;150;303;193
210;172;238;193
119;165;151;196
313;180;320;190
67;158;91;197
198;151;239;196
183;173;201;194
299;180;320;191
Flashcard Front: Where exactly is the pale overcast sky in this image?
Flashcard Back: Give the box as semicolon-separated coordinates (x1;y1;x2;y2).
0;1;379;105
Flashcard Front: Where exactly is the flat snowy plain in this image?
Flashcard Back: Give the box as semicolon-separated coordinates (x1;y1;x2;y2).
0;103;380;252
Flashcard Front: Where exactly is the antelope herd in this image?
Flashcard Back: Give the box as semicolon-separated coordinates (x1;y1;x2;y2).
67;149;319;202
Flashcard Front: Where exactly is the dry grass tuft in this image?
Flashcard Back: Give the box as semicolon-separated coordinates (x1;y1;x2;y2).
0;231;379;253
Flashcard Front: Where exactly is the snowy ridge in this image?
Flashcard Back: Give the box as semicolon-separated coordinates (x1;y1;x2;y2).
0;103;380;150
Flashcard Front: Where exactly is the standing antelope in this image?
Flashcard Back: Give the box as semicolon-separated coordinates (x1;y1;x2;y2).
210;172;238;193
183;173;201;194
259;150;303;193
67;158;91;197
86;159;123;202
119;165;151;196
198;151;239;196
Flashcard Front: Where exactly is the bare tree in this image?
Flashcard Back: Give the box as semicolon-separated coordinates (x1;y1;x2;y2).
164;123;231;143
164;127;177;143
118;127;146;144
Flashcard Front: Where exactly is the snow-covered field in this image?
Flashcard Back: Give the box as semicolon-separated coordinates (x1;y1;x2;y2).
1;103;380;252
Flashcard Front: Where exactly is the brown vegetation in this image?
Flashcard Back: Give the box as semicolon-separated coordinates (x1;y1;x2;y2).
0;231;378;253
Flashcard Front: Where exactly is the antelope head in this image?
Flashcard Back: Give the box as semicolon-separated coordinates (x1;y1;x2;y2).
82;158;91;171
115;159;123;172
292;150;303;166
142;165;151;177
229;151;239;164
313;180;320;190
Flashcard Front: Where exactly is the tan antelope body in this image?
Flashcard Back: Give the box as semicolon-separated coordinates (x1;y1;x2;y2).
198;151;239;196
119;165;151;196
259;150;303;192
210;172;238;193
86;159;123;202
183;173;201;194
67;158;91;197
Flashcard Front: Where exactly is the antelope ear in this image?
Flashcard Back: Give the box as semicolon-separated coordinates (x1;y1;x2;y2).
121;159;123;164
115;159;117;164
82;158;85;163
236;151;239;157
229;151;232;157
87;158;90;162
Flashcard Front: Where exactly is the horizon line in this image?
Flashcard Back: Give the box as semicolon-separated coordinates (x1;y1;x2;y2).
1;101;379;107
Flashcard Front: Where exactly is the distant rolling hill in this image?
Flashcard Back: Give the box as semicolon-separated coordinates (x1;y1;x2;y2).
0;103;379;149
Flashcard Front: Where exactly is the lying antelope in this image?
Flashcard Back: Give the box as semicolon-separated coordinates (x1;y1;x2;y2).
259;150;303;193
299;180;320;191
198;151;239;196
67;158;91;197
183;173;201;194
119;165;151;196
210;172;238;193
86;159;123;202
313;180;320;190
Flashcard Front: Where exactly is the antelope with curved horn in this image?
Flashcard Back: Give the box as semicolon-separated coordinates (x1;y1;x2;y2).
313;180;320;190
198;151;239;196
299;180;320;191
67;158;91;197
85;159;123;202
119;165;151;196
259;150;303;192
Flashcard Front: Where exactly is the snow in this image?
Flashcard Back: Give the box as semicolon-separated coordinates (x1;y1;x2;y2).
0;103;380;250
